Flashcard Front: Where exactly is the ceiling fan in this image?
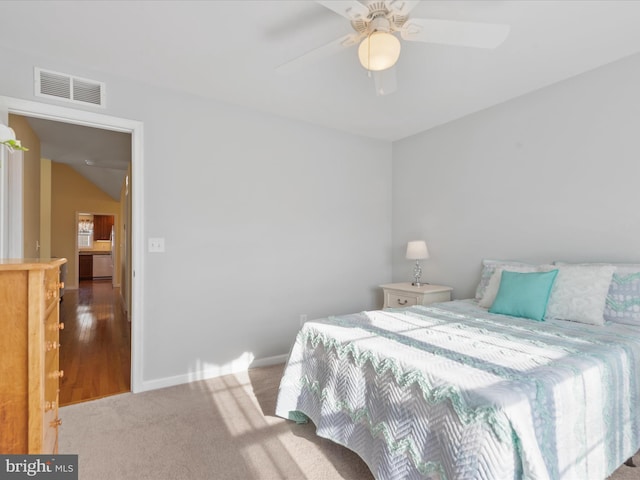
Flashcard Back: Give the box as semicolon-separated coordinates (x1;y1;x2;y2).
277;0;510;96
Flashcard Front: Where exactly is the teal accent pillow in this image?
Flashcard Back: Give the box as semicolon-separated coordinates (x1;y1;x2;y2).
489;270;559;321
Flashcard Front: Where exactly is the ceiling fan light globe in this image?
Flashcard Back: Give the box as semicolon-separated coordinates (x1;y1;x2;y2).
358;32;401;71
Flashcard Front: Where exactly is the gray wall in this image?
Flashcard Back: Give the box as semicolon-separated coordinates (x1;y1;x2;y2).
3;45;639;390
392;52;640;299
0;46;393;388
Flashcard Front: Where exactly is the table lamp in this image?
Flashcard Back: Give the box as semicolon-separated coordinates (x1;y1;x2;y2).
406;240;429;286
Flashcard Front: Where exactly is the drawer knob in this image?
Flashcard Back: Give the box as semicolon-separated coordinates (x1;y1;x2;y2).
58;322;65;330
397;299;408;305
45;400;57;411
49;418;62;428
52;370;64;379
57;281;65;289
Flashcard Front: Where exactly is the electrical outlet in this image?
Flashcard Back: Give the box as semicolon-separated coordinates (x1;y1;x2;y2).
299;314;307;327
148;237;165;253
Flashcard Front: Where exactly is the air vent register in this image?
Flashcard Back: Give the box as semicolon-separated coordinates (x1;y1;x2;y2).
35;67;105;108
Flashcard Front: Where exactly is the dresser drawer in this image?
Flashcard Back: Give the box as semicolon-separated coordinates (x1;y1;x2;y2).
44;267;61;309
44;308;61;349
42;394;59;454
44;349;60;404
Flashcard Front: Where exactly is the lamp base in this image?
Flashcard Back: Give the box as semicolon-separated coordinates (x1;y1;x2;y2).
411;261;427;288
412;282;430;287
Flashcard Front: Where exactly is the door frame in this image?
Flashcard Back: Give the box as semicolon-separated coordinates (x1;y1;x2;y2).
0;96;144;393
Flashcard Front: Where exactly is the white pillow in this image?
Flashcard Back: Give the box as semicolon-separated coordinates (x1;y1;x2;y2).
544;265;616;325
554;262;640;326
479;265;539;308
475;259;538;300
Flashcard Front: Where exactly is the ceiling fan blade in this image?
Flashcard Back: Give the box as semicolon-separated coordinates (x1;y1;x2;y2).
84;159;129;170
371;67;397;96
315;0;369;21
276;33;361;74
384;0;420;16
400;18;510;49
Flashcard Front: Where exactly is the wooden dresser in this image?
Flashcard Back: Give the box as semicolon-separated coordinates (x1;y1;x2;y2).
0;258;66;454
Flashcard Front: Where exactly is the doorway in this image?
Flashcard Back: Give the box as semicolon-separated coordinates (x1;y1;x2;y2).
76;212;116;285
0;95;144;394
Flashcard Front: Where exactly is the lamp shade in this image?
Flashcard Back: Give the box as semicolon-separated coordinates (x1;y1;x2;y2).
406;240;429;260
0;124;16;142
358;31;401;71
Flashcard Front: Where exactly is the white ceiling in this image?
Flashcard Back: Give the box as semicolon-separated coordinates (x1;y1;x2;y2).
3;0;640;195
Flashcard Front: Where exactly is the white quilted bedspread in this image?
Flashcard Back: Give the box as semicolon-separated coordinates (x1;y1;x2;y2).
275;300;640;480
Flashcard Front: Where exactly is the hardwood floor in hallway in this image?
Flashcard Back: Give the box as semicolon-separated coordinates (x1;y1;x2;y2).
59;279;131;406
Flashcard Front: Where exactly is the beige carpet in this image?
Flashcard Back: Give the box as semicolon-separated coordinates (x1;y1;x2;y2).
59;363;640;479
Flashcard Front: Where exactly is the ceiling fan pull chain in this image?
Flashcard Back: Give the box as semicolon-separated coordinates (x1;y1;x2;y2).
367;33;372;72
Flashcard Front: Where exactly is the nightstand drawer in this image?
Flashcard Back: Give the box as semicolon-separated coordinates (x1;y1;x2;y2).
380;283;453;309
385;292;418;308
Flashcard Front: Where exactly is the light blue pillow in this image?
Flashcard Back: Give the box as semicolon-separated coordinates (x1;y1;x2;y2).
604;267;640;325
489;270;559;321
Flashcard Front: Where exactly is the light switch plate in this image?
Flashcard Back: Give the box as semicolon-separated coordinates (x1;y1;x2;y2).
148;237;165;253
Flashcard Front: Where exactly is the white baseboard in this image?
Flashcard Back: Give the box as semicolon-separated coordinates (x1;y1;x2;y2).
139;353;288;393
250;353;288;368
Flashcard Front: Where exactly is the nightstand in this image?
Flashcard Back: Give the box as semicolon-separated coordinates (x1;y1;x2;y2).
380;283;452;309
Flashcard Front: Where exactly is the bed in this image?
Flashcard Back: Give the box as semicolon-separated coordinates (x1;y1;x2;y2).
275;261;640;479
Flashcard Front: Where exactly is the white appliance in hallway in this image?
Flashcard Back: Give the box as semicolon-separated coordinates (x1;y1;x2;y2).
93;226;115;278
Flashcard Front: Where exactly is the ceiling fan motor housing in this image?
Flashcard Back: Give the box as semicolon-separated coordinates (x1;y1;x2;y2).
350;2;409;35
